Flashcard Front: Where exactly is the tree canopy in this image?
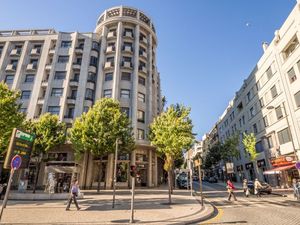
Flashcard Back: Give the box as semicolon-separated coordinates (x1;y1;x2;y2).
242;132;258;161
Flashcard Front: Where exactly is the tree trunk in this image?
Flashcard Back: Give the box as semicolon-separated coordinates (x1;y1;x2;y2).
97;157;103;193
32;154;42;194
167;169;172;204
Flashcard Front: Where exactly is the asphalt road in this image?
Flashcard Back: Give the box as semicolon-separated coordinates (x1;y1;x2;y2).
191;181;300;225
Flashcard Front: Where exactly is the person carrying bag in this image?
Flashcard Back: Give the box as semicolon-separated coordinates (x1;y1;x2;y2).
66;179;81;211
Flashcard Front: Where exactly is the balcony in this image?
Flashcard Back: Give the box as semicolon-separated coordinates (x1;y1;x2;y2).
5;64;17;72
75;47;83;55
67;97;76;104
37;97;45;105
72;63;81;70
10;49;21;56
45;64;52;71
26;63;37;71
69;79;79;87
104;61;114;69
139;66;147;74
123;46;133;53
107;31;117;39
41;80;48;87
139;51;147;59
63;117;73;124
106;46;115;53
49;48;55;55
30;48;41;56
140;37;148;45
124;31;133;38
122;61;132;69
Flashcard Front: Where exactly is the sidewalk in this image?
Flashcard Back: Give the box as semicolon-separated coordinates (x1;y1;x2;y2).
0;186;214;225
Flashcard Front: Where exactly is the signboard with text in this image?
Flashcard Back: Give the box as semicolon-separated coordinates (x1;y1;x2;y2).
4;128;35;169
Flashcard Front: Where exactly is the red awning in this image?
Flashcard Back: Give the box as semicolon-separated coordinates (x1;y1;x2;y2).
263;164;295;175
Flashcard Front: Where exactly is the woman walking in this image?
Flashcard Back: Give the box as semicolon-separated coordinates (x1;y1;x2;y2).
243;179;249;197
227;180;237;201
66;179;81;211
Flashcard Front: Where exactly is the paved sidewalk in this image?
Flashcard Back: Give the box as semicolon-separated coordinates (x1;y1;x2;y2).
0;187;214;225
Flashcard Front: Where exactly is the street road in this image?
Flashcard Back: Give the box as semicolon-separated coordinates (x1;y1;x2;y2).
192;181;300;225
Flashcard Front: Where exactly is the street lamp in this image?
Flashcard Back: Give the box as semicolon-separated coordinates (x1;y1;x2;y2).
112;138;122;208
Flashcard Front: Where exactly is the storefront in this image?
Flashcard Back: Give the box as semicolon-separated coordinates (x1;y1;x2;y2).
245;162;255;180
263;155;298;188
257;159;267;182
236;165;245;182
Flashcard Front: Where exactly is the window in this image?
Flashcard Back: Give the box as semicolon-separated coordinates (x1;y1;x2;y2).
253;123;258;134
138;76;145;86
85;88;94;100
25;74;34;83
54;71;66;80
92;41;99;51
138;110;145;123
73;73;80;81
287;67;297;83
58;56;69;63
283;36;299;59
138;92;145;102
121;72;131;81
138;129;145;140
105;73;113;81
61;41;72;48
266;66;273;80
121;107;130;117
295;91;300;108
259;98;264;108
255;141;264;153
83;106;89;113
267;136;273;149
51;88;63;97
66;107;75;118
247;91;251;102
70;89;77;99
120;89;130;99
21;90;31;99
270;85;278;99
90;56;98;66
277;128;291;145
116;162;128;182
263;116;269;127
5;75;14;84
87;72;96;83
103;89;112;98
239;118;242;127
275;106;283;120
250;107;255;117
48;106;60;115
242;115;245;125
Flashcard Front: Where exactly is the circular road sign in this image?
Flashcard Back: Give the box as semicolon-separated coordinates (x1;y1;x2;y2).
296;162;300;170
11;155;22;170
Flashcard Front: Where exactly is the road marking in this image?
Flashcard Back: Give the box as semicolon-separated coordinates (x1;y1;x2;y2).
200;207;223;224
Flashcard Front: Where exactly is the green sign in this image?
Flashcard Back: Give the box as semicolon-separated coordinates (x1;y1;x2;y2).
4;128;35;169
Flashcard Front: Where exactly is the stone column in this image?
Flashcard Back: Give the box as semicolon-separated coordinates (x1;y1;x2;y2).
154;151;158;186
148;149;153;187
106;153;114;189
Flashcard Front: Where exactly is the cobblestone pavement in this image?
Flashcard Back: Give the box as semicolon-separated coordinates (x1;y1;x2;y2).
192;181;300;225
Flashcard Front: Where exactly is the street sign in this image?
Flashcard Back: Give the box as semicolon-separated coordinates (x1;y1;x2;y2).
295;161;300;169
11;155;22;170
4;128;35;169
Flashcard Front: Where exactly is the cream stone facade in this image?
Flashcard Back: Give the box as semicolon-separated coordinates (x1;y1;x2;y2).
210;1;300;187
0;6;162;190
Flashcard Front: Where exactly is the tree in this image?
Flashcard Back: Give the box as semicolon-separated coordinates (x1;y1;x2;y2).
0;82;25;154
30;113;66;193
69;98;135;192
221;133;240;162
242;132;258;161
149;104;194;204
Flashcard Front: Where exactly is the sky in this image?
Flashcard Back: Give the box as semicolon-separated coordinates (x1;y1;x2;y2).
0;0;296;139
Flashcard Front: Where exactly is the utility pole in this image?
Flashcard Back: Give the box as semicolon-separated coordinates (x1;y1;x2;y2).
198;156;203;206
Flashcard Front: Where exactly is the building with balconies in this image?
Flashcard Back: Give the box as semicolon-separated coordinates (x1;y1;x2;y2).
0;6;162;190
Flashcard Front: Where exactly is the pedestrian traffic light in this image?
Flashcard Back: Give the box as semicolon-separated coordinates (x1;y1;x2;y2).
130;165;136;177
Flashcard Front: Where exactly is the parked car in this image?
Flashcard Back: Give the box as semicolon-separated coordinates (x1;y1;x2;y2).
208;177;218;183
193;175;199;181
203;176;210;182
247;181;272;195
177;177;191;189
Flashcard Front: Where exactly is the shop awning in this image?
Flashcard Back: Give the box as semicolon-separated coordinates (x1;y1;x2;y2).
263;164;295;175
45;166;80;174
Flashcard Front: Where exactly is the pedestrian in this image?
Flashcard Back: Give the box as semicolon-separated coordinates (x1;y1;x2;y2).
227;180;237;201
243;179;249;197
292;178;299;199
66;179;81;211
254;178;263;197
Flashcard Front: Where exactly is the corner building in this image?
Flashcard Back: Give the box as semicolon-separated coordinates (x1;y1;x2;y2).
0;6;162;189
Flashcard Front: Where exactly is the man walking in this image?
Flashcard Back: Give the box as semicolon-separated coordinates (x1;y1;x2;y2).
227;180;237;201
254;178;263;197
243;179;249;197
66;179;81;211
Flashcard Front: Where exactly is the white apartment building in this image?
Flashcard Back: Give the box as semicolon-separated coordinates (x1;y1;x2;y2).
0;6;162;189
216;1;300;187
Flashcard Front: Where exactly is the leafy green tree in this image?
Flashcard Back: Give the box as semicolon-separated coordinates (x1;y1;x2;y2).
30;113;66;193
203;144;222;169
221;133;240;162
69;98;135;192
149;104;194;204
242;132;258;161
0;82;25;154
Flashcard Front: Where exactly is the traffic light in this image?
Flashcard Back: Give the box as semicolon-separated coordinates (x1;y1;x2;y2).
130;165;136;177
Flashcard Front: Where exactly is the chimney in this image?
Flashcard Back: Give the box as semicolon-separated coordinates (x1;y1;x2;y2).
262;42;269;52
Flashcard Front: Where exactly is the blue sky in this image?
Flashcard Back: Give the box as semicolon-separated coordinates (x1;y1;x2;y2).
0;0;296;139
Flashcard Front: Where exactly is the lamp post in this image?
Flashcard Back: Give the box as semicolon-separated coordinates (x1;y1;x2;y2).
112;138;122;208
198;155;204;206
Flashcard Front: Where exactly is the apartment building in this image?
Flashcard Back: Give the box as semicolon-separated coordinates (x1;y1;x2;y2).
215;1;300;187
0;6;162;189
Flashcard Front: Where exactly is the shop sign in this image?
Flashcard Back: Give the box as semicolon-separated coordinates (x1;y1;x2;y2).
245;162;253;170
4;128;35;169
257;159;266;168
226;162;234;174
236;165;243;171
271;155;296;167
